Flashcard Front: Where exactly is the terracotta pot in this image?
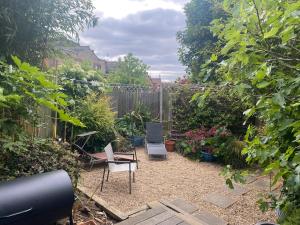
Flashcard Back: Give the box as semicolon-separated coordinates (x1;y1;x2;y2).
165;140;175;152
78;220;97;225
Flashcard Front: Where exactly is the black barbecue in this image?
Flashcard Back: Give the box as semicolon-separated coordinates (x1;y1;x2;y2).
0;170;74;225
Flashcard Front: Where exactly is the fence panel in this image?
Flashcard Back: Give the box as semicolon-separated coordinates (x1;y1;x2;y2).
107;85;169;122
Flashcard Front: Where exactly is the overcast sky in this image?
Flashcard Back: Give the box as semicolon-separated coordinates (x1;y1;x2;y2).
79;0;188;81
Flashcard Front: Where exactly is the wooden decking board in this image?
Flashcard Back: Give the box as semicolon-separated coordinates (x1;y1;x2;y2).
157;216;183;225
117;198;225;225
178;222;191;225
117;207;166;225
193;212;228;225
169;199;199;214
127;205;149;217
149;200;208;225
136;211;174;225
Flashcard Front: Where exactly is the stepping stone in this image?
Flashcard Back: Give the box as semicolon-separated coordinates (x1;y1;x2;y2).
193;211;228;225
169;198;199;214
252;178;282;191
222;185;250;196
252;178;271;191
245;175;257;184
203;193;237;209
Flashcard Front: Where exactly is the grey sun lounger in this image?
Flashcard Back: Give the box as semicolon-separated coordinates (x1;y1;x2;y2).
145;122;167;159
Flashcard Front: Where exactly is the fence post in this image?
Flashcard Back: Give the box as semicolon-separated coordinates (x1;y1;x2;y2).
159;76;163;123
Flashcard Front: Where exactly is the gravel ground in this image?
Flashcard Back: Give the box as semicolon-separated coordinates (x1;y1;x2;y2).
79;148;276;225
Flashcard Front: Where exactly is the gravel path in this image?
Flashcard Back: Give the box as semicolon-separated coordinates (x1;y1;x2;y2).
79;148;276;225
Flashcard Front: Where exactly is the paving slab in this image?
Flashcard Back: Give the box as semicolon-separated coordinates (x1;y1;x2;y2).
203;193;237;209
245;175;257;184
252;178;271;191
193;211;228;225
222;185;250;196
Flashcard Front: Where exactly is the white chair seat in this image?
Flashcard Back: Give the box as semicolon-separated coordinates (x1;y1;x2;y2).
109;162;137;172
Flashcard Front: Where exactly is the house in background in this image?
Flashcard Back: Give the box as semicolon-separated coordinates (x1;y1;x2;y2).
45;43;117;75
150;77;162;90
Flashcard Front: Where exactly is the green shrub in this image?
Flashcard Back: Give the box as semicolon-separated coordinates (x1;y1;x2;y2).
171;84;253;135
215;139;247;169
282;208;300;225
74;93;116;151
116;106;151;137
0;134;80;186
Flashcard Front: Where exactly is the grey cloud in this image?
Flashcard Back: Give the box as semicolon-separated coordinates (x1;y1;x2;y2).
80;8;186;80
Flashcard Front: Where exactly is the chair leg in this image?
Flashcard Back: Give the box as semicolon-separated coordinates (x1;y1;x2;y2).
133;172;135;183
134;149;138;169
129;164;132;194
100;165;106;192
106;170;110;181
89;159;94;171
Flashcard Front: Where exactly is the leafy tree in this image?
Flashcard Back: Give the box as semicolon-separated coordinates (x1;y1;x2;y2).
0;57;83;136
108;53;150;86
0;0;97;65
177;0;225;83
211;0;300;218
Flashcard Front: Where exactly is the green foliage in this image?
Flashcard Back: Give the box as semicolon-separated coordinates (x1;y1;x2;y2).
116;106;151;137
281;208;300;225
0;0;97;65
177;0;226;83
0;134;80;185
57;61;106;101
108;53;150;86
215;139;248;169
220;165;247;189
211;0;300;217
171;84;252;135
0;57;83;137
74;93;116;151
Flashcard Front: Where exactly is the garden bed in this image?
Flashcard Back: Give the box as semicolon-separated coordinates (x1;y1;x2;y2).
79;148;277;225
65;190;115;225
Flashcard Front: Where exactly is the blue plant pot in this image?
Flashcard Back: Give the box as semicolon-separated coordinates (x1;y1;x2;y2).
130;136;144;147
201;151;216;162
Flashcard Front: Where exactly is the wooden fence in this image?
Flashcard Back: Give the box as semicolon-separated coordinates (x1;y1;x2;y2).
107;84;171;122
26;83;204;139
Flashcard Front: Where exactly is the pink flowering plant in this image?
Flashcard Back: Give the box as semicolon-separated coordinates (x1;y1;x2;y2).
182;126;232;155
183;126;220;153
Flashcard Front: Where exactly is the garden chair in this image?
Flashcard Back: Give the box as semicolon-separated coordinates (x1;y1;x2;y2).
145;122;167;159
100;143;137;194
72;131;138;170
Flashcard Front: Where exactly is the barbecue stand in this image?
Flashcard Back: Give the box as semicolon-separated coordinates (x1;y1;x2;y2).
0;170;74;225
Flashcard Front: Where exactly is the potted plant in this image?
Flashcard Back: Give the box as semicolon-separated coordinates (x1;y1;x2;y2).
165;139;176;152
200;146;217;162
115;107;151;147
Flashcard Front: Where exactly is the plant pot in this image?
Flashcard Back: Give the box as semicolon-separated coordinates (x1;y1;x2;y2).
201;151;216;162
78;220;97;225
165;140;175;152
130;136;144;147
